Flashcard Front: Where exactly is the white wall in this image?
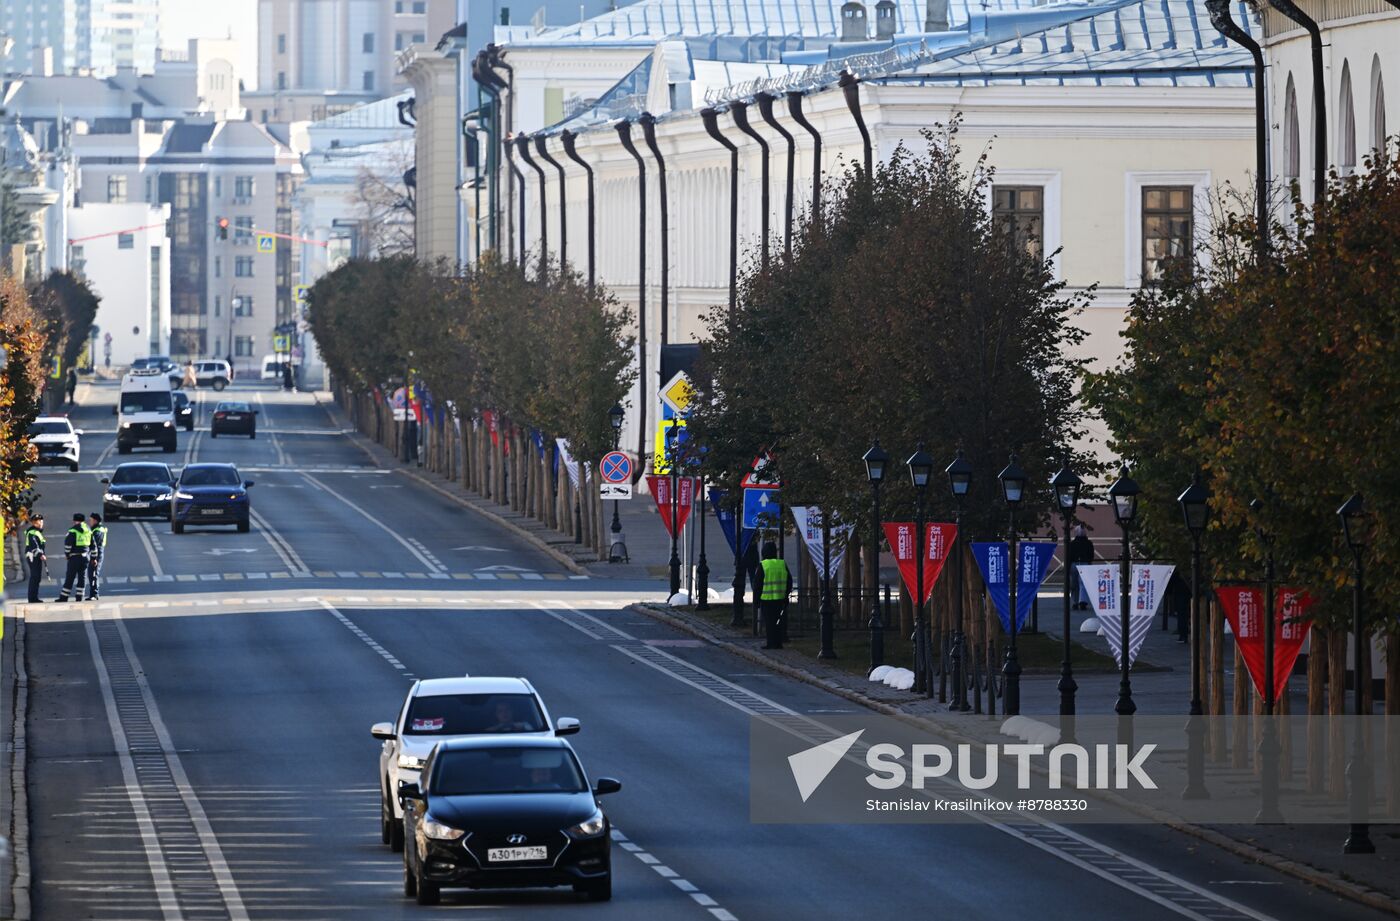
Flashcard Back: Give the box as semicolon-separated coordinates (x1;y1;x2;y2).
69;202;172;367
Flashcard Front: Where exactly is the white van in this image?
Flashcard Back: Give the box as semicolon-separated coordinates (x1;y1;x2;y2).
260;353;297;380
116;369;177;454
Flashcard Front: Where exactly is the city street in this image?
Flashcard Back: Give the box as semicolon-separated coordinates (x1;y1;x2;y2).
12;385;1392;921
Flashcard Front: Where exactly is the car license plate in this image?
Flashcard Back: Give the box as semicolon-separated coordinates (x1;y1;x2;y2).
487;846;548;862
138;439;155;445
226;414;242;420
128;501;150;509
200;508;223;516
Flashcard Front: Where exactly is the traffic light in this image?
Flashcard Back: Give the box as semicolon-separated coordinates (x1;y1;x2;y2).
216;216;229;240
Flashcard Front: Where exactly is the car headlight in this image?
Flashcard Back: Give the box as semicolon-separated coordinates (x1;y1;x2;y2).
175;491;194;500
121;422;131;429
397;754;425;771
156;492;173;501
163;420;173;428
421;817;465;840
103;492;120;502
568;807;606;838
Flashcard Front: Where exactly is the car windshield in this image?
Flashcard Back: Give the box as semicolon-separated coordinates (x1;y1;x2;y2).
172;393;188;408
121;392;172;414
131;358;150;369
180;467;241;487
403;693;546;736
28;421;70;436
217;403;250;413
112;465;169;485
431;747;586;796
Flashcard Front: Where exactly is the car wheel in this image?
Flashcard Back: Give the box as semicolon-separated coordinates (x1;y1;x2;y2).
185;422;194;432
402;857;417;898
69;462;79;472
118;444;131;455
172;521;184;534
236;518;250;534
414;867;439;906
163;443;175;453
390;811;405;853
576;874;612;902
213;379;227;391
250;430;256;439
106;510;119;522
210;430;218;438
380;788;393;845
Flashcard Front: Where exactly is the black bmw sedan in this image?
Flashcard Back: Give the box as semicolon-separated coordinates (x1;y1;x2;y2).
101;462;176;521
399;737;619;905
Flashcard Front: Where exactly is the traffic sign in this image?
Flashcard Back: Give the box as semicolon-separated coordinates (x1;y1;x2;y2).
272;334;290;353
742;487;781;530
294;283;310;303
600;451;631;484
659;371;694;416
740;451;780;488
256;233;275;253
601;483;632;500
652;419;688;474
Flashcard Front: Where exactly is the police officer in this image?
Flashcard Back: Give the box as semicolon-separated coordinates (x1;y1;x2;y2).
86;513;107;600
24;515;46;603
755;541;792;650
54;513;91;602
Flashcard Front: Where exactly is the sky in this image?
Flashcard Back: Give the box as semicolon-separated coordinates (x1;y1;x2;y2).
160;0;259;89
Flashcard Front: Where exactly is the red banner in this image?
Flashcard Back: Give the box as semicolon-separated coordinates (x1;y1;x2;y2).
647;475;697;539
1215;586;1315;702
882;522;958;604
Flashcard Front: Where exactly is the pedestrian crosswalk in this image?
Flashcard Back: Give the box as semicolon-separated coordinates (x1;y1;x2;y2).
102;571;588;585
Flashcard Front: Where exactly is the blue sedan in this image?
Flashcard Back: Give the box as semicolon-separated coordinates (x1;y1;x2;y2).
172;463;254;534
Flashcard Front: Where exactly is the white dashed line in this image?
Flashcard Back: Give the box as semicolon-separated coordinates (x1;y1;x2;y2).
608;827;737;920
318;601;414;678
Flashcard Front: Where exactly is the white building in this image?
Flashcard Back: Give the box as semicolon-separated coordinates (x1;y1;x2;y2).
0;0;160;77
68;201;171;366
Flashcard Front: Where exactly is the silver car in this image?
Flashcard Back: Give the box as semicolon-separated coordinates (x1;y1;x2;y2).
370;676;579;852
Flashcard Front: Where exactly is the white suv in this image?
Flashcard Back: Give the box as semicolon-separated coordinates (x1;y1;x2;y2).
193;360;233;390
370;676;579;852
29;416;82;471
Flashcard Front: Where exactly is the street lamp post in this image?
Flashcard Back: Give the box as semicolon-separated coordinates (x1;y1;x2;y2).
1338;493;1375;854
863;441;889;671
696;466;710;611
668;417;681;598
1179;474;1211;800
998;455;1027;716
1249;497;1283;824
1109;464;1140;745
946;450;972;712
907;444;934;696
608;404;624;539
1051;457;1082;728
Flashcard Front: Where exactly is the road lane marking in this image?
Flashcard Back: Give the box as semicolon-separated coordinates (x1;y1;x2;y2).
531;601;635;641
607;828;737;920
318;601;414;677
248;507;309;575
254;392;290;466
300;471;443;573
134;523;164;576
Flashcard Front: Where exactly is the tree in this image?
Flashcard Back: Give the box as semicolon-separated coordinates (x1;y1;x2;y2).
0;274;50;518
32;270;100;371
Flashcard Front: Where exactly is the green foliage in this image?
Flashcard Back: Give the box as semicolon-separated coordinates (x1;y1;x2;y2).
0;275;49;521
32;270;101;370
686;126;1095;537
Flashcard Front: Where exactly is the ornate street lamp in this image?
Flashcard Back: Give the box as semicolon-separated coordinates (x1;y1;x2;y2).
946;449;972;712
1177;474;1211;799
998;454;1027;715
1338;493;1375;854
863;441;889;670
1108;464;1140;729
608;404;625;541
1051;457;1082;725
907;443;934;696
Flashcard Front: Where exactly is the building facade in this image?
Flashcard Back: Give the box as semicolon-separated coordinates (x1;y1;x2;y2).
67;200;171;366
0;0;160;76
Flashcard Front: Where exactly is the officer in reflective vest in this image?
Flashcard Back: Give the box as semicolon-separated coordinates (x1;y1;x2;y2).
55;513;91;602
755;541;792;650
24;515;46;603
86;513;107;600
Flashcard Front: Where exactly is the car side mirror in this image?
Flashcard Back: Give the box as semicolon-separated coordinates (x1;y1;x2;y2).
100;477;111;485
592;778;621;796
74;429;84;436
398;781;422;801
554;717;580;737
370;721;396;741
112;406;118;415
243;480;254;488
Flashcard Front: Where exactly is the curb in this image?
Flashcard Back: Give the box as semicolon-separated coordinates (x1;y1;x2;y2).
311;394;590;577
626;601;1400;918
6;603;30;921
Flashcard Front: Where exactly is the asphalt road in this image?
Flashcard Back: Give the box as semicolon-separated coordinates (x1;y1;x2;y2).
16;384;1392;921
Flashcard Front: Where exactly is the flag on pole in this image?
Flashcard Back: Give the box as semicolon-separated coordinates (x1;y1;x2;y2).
790;507;853;579
1078;563;1175;668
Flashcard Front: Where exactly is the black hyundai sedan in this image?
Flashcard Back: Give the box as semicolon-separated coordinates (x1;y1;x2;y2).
210;401;256;438
399;737;619;905
102;462;176;521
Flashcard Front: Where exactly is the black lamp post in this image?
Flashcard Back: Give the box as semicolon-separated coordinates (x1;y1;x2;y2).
907;444;934;696
695;459;710;611
1179;474;1211;799
817;510;836;659
1338;493;1375;854
608;404;624;540
1051;457;1082;725
1109;465;1140;733
1249;497;1282;824
998;454;1027;715
667;417;681;598
946;450;972;712
864;441;889;671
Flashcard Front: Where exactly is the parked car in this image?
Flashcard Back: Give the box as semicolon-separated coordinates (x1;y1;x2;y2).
193;359;233;390
171;390;195;431
132;355;183;387
28;416;81;471
171;463;253;533
260;353;296;380
210;401;256;438
102;462;176;520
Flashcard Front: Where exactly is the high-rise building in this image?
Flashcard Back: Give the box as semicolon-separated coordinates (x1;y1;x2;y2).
0;0;160;76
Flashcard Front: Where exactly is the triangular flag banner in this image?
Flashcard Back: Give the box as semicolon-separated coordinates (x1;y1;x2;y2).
885;522;957;604
791;507;853;580
556;438;581;490
1215;586;1314;701
646;475;697;539
709;489;754;559
1077;563;1174;669
974;542;1057;632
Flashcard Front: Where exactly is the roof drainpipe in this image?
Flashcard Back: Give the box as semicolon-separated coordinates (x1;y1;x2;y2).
757;93;796;260
503;134;526;271
786;90;822;227
701;107;739;316
560;130;594;289
616;119;649;467
488;45;517;261
1205;0;1269;261
839;71;872;179
535;135;567;271
730;100;770;270
639;112;669;348
516;135;548;278
1265;0;1325;206
473;51;504;253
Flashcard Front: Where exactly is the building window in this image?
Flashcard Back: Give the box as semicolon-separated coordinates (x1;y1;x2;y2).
107;174;127;202
413;32;425;43
71;245;86;277
1142;187;1193;282
277;71;287;90
234;256;255;277
413;1;425;12
118;232;134;249
234;216;254;242
235;336;255;358
234;176;255;198
214;176;223;198
362;70;375;91
277;33;286;54
395;32;405;50
1284;75;1300;180
214;256;222;278
363;32;374;53
991;186;1043;260
1371;55;1386;157
214;295;221;318
1339;60;1357;172
395;0;404;11
149;247;161;351
234;296;253;317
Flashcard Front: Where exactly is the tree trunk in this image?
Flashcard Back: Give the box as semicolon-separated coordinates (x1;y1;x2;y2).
1306;625;1327;793
1328;628;1348;798
1209;594;1226;761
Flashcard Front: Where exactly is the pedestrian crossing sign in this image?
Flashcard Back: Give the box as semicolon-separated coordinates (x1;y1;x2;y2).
256;233;275;253
294;284;310;303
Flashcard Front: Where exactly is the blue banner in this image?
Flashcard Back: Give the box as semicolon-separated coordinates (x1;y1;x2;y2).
709;488;754;559
531;429;545;459
972;542;1058;632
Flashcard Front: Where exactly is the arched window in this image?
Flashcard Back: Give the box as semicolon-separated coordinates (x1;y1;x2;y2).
1372;55;1387;157
1339;60;1356;172
1284;74;1300;179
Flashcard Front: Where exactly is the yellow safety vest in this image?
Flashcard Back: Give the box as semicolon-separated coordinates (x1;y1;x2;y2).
759;558;789;601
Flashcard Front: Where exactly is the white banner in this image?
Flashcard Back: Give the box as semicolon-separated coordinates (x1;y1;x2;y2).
556;438;581;490
1077;563;1175;669
790;507;853;580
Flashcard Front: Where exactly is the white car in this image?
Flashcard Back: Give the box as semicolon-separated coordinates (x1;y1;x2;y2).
370;676;579;852
192;359;233;390
29;416;82;471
